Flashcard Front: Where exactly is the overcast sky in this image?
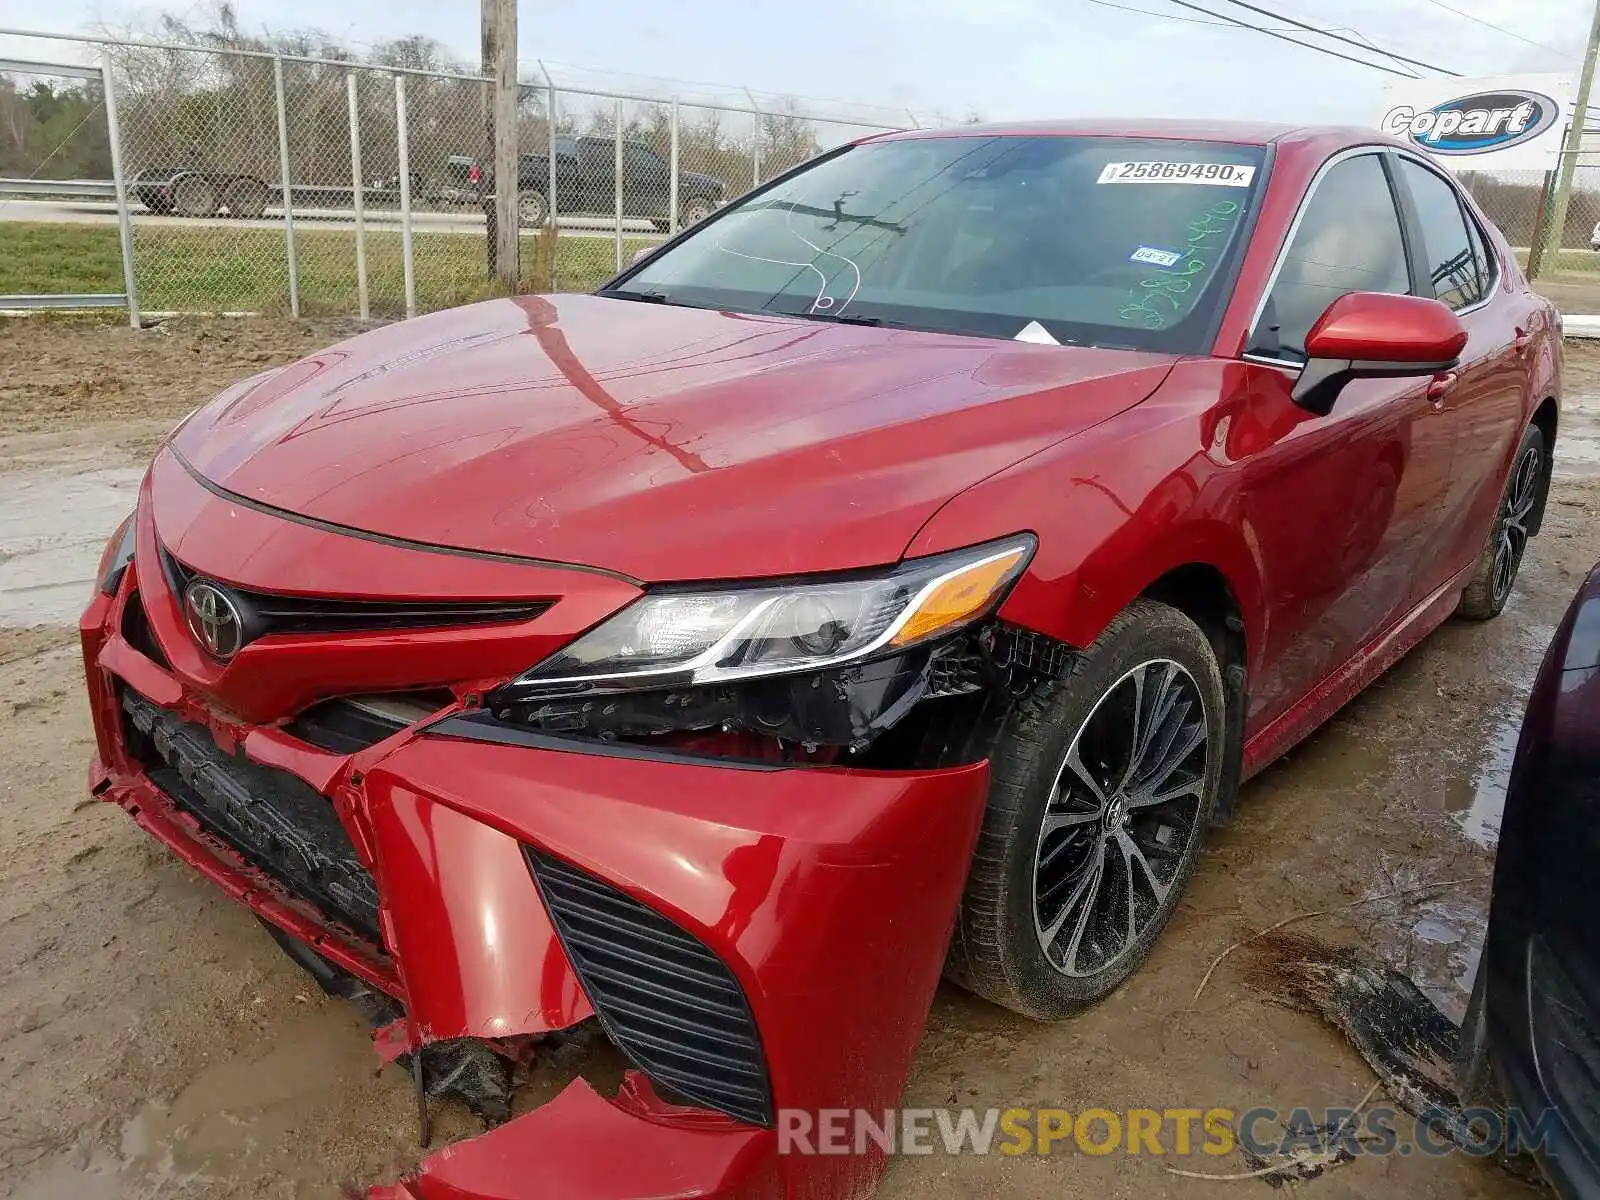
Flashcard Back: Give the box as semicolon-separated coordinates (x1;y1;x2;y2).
0;0;1592;125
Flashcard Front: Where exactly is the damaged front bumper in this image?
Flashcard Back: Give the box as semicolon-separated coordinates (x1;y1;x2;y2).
82;557;991;1199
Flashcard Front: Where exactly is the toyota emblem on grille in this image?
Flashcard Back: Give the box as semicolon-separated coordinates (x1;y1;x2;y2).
184;579;244;660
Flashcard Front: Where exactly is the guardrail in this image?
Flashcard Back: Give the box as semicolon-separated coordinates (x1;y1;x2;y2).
0;176;452;211
0;177;117;199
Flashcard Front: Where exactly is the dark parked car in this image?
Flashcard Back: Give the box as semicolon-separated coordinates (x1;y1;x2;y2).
1459;563;1600;1195
133;166;272;219
453;135;726;229
84;121;1560;1200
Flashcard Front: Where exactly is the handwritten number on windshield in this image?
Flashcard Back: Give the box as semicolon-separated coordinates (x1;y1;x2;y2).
1119;200;1240;331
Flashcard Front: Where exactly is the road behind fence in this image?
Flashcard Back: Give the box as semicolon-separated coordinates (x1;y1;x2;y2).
0;27;925;320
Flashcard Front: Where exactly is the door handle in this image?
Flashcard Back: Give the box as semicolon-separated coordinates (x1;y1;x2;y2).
1426;372;1459;405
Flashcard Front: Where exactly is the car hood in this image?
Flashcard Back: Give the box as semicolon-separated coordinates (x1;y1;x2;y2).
170;294;1175;582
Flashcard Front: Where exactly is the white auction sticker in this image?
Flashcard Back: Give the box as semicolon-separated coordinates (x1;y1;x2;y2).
1097;161;1257;187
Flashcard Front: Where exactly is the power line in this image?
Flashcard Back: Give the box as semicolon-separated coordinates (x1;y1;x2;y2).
1082;0;1291;27
1212;0;1462;75
1151;0;1424;77
1411;0;1575;62
1083;0;1447;76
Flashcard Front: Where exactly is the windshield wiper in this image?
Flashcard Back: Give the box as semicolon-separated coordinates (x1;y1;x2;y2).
599;288;672;304
780;309;883;327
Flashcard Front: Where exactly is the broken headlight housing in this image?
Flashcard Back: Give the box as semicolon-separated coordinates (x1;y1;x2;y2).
96;513;137;597
486;536;1036;755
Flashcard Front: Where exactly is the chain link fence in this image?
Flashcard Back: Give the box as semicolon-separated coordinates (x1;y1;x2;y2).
0;51;131;309
0;27;924;320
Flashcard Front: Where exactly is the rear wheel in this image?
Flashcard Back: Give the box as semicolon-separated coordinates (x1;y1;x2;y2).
947;599;1225;1018
170;174;217;218
1456;424;1545;621
517;188;549;228
679;197;714;228
222;176;269;220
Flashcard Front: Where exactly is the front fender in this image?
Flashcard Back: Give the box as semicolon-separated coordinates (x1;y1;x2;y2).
904;360;1266;672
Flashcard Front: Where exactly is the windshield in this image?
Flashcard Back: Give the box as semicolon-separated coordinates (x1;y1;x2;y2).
614;134;1267;352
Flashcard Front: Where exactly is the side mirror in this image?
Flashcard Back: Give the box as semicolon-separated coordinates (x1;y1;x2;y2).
1291;292;1467;416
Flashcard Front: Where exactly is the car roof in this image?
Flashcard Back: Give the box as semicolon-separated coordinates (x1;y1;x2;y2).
871;118;1395;152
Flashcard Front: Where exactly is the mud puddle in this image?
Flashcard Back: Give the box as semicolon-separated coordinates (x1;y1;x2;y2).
0;465;141;626
11;1010;379;1200
1558;390;1600;480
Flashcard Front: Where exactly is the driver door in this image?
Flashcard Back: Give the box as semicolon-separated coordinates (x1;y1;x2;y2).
1234;150;1456;734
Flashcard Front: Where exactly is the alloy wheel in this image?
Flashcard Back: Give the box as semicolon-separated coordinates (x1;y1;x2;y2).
1492;443;1542;606
1032;659;1210;979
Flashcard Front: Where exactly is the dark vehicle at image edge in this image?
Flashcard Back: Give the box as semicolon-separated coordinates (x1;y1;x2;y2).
455;134;726;229
1459;563;1600;1197
81;120;1560;1200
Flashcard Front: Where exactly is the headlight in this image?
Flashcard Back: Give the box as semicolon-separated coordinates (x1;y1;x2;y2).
96;513;137;597
502;535;1034;699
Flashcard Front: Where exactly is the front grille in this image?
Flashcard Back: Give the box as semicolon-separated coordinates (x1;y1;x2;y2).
525;849;773;1126
121;690;381;942
161;547;551;639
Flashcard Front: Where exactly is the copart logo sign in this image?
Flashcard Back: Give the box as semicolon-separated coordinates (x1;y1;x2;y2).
1382;90;1559;157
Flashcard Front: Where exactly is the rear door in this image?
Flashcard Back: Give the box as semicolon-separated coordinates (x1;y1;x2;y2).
1236;150;1457;732
575;138;617;214
1389;155;1535;603
622;143;672;219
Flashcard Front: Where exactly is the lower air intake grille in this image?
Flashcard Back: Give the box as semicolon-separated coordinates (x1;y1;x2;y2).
122;690;381;943
525;849;773;1126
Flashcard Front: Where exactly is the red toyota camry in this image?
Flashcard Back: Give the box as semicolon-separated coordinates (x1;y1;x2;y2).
80;119;1560;1199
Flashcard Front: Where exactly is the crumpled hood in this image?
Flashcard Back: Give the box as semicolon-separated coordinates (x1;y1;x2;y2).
171;294;1175;582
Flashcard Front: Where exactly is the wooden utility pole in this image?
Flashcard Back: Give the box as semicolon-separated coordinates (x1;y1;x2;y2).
1537;0;1600;279
483;0;519;289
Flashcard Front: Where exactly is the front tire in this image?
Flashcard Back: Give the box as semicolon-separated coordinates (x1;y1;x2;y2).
1456;424;1545;621
947;599;1225;1019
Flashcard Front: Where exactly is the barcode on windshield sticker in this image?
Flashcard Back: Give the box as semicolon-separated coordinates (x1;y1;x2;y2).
1098;162;1256;187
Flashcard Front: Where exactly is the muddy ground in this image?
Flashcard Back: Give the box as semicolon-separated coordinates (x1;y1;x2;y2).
1;316;1598;1199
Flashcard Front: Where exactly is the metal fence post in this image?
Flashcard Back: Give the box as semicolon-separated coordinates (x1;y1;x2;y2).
669;97;680;236
346;73;369;321
614;96;624;273
745;88;762;187
544;65;559;291
395;73;417;319
272;54;300;318
100;50;139;328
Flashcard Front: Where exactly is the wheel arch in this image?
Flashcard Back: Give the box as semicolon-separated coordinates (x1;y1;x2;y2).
1135;561;1250;824
1529;395;1558;537
998;527;1264;824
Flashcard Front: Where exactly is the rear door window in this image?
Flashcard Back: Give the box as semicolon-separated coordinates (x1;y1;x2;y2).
1397;158;1485;311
